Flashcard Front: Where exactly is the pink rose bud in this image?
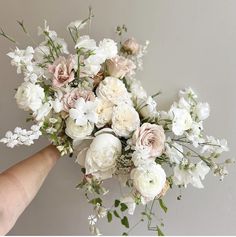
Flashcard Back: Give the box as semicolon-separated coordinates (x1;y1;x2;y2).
122;38;140;55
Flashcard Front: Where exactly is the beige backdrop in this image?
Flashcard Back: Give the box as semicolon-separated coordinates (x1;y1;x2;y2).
0;0;236;235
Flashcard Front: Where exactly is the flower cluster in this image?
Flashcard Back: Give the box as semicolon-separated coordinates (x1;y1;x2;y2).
0;13;233;236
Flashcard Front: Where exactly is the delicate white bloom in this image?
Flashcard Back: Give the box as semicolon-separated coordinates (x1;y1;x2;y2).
65;117;94;140
96;77;132;105
179;87;198;101
129;79;147;100
0;124;42;148
95;204;107;218
15;82;45;111
38;20;57;39
131;163;166;199
186;121;204;147
33;102;52;121
201;136;229;155
7;46;34;74
169;107;193;136
120;194;136;215
69;98;98;126
75;35;96;50
67;20;87;30
177;97;191;112
52;89;64;113
131;149;153;167
195;102;210;121
88;215;97;225
96;98;113;128
98;38;117;59
85;133;122;180
165;141;183;164
139;96;158;118
173;161;210;188
112;103;140;138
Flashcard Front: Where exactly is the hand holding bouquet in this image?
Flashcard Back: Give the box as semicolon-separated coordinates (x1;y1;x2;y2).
0;10;233;235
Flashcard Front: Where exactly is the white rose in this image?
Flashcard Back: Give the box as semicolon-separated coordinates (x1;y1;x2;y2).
170;107;193;136
99;38;118;59
85;133;122;180
195;102;210;121
112;103;140;138
96;77;132;105
96;98;113;128
139;96;158;118
131;163;166;199
15;82;45;111
65;117;94;140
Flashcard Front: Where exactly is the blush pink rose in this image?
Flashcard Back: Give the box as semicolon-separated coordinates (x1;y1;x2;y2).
122;38;140;55
62;88;95;112
131;123;165;157
48;55;75;88
106;55;136;79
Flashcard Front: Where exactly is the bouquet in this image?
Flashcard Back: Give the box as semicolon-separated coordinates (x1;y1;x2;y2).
0;9;233;235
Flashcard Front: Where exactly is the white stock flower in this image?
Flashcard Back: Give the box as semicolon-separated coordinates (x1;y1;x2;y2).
7;46;34;74
170;107;193;136
65;117;94;140
75;35;96;50
165;141;183;164
131;163;166;199
173;161;210;188
98;38;117;59
96;98;113;128
69;98;98;126
33;102;52;121
139;96;158;118
195;102;210;121
112;103;140;138
34;45;50;63
85;133;122;180
96;77;132;105
15;82;45;111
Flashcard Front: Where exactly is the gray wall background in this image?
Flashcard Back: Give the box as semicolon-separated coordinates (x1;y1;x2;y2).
0;0;235;235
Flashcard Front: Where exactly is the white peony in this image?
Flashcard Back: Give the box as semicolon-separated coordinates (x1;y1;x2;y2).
131;163;166;199
96;98;113;128
112;103;140;138
195;102;210;121
170;107;193;136
96;77;132;105
15;82;45;111
65;117;94;140
98;38;118;59
84;133;122;180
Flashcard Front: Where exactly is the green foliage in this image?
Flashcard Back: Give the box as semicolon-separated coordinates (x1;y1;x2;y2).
113;210;120;218
107;211;112;223
114;199;121;207
89;197;102;206
157;226;164;236
121;216;129;228
159;199;168;213
120;203;128;212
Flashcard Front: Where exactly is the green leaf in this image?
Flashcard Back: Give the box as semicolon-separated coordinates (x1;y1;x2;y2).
159;199;168;213
157;226;164;236
121;216;129;228
120;203;128;212
113;210;120;218
89;198;102;206
115;199;121;207
107;211;112;222
122;232;128;236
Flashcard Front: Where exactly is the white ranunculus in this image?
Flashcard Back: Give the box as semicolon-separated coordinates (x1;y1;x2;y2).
112;103;140;138
34;102;52;121
131;163;166;199
170;107;193;136
65;117;94;140
75;35;97;50
139;96;158;118
195;102;210;121
85;133;122;180
15;82;45;111
99;38;118;59
96;77;132;105
96;98;113;128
